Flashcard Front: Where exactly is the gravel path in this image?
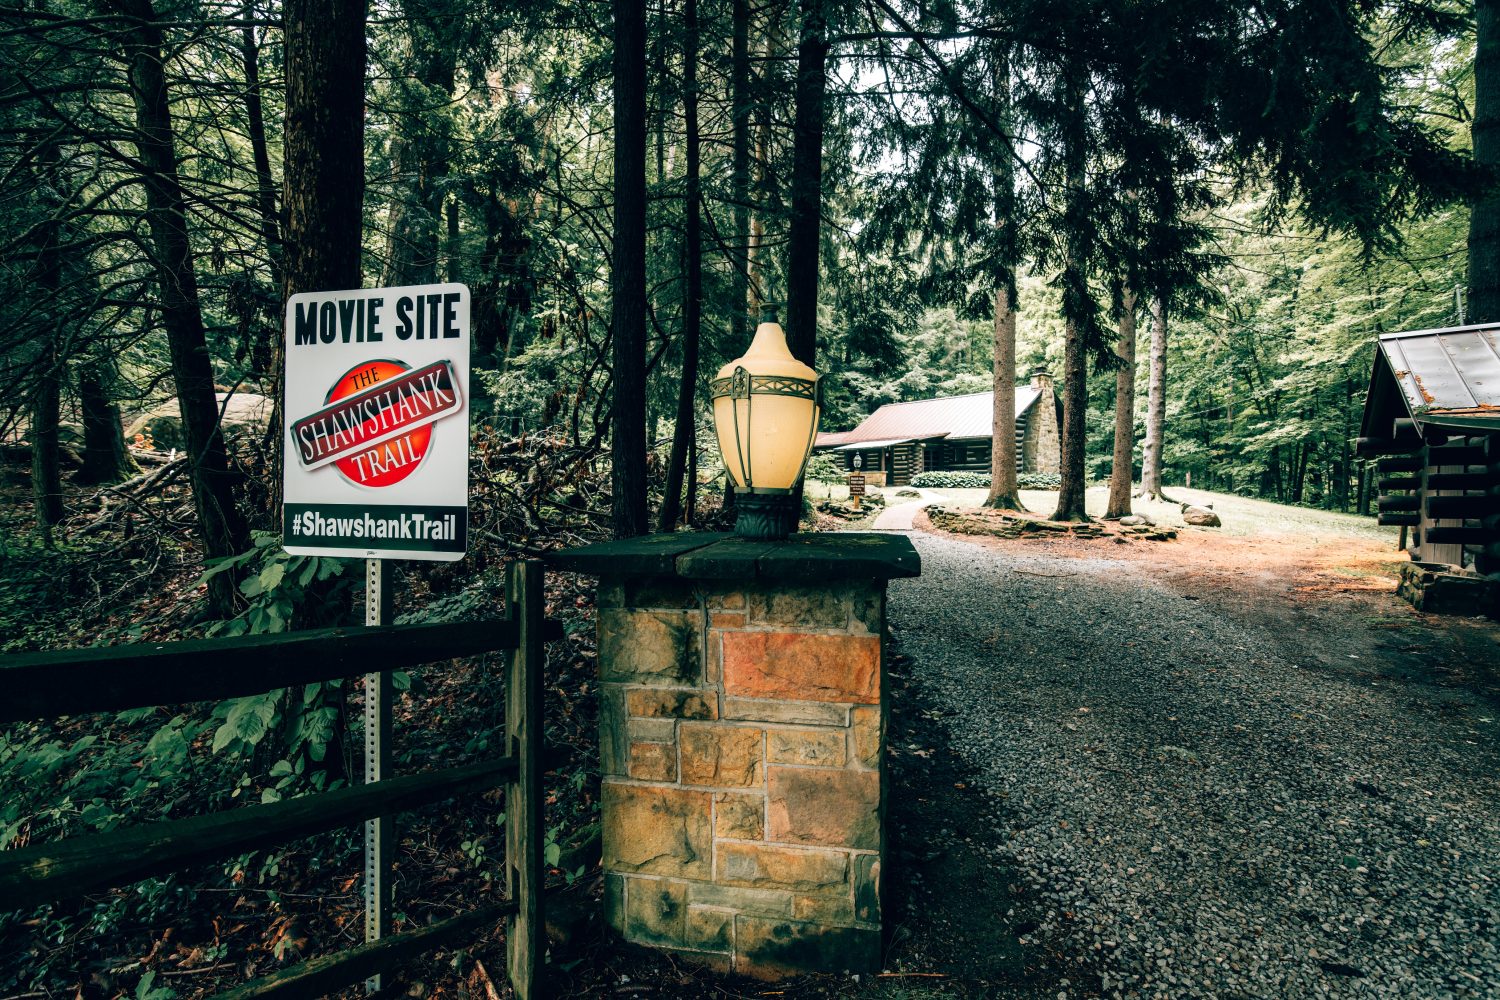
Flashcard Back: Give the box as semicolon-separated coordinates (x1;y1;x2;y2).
872;489;943;530
888;532;1500;1000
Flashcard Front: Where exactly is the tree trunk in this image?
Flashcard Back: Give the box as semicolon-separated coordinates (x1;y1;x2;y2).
381;2;458;289
730;0;751;344
748;7;783;304
112;0;248;612
785;0;826;370
241;4;282;378
30;138;65;533
1136;296;1169;500
984;43;1022;511
1105;286;1137;518
279;0;368;523
611;0;649;538
78;360;134;485
1051;62;1090;523
785;0;827;521
31;346;64;534
659;0;701;533
1471;0;1500;323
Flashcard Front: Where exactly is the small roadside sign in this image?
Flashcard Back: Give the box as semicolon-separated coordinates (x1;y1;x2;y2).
282;283;471;561
848;472;865;509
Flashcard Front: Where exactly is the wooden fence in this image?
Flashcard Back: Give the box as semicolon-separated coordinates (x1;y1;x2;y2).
0;559;554;999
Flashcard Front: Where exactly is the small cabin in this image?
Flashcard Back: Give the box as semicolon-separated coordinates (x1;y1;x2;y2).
1360;324;1500;612
814;370;1063;486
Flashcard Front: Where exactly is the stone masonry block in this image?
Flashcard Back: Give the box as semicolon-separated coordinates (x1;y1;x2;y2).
600;685;630;777
686;880;794;918
705;631;723;685
628;688;717;720
623;876;687;948
717;842;848;892
847;584;884;636
768;767;880;850
621;578;699;609
722;697;850;727
748;586;850;630
854;853;881;924
600;609;701;684
706;587;746;610
685;905;733;952
628;717;677;744
602;782;711;879
714;791;765;840
793;893;855;923
732;916;880;978
722;632;880;704
629;742;676;782
605;872;625;929
679;723;763;788
767;728;846;767
850;705;882;769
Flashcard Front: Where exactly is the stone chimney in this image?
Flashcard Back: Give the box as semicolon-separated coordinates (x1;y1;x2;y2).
1025;368;1061;476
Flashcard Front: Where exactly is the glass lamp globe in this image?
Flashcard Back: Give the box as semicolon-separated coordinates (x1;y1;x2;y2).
710;305;822;539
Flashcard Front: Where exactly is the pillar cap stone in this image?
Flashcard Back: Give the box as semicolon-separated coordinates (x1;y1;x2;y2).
549;532;920;582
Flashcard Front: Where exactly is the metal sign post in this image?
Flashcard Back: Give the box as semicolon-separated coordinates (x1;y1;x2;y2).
364;558;393;994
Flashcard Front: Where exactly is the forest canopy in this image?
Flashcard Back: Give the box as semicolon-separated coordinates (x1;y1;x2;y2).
0;0;1484;570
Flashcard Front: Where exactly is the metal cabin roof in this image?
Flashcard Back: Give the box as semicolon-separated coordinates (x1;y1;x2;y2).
815;387;1041;448
1371;324;1500;433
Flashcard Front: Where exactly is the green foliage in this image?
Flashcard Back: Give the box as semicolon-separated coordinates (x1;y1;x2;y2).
911;471;990;488
197;532;355;777
1018;472;1062;489
199;531;352;637
804;451;843;483
0;532;84;652
135;970;176;1000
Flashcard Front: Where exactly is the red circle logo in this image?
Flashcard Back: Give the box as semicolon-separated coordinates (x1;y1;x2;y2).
325;360;432;488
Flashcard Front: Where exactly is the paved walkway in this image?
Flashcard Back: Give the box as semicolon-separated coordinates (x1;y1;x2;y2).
871;489;943;530
887;530;1500;999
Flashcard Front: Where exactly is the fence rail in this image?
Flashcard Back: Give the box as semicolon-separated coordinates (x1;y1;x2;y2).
0;559;550;999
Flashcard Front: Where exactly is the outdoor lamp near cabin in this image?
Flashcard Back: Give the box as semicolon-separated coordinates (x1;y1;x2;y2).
711;304;821;539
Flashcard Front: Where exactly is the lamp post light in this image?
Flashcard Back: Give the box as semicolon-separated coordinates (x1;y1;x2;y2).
710;305;822;539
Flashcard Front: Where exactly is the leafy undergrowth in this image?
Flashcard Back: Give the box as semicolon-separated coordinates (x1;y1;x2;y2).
0;431;620;997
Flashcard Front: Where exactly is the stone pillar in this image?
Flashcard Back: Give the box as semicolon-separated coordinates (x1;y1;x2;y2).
552;533;919;979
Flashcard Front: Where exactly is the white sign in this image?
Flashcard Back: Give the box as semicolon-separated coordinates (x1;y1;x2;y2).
282;283;471;561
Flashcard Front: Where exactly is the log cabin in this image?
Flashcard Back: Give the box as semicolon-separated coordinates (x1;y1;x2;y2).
814;369;1062;486
1360;323;1500;612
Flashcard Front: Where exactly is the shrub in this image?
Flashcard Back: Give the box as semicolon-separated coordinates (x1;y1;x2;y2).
909;470;1062;490
804;451;843;483
910;471;990;488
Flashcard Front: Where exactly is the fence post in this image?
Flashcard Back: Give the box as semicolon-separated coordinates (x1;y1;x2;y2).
505;559;545;999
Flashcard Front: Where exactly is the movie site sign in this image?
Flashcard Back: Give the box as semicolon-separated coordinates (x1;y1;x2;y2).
282;283;471;561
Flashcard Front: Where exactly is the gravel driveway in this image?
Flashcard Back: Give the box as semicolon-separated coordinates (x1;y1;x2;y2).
887;532;1500;1000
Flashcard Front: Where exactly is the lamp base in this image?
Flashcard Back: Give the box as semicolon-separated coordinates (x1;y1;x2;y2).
733;492;799;540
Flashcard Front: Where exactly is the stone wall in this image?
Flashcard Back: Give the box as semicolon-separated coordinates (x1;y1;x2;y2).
596;576;886;977
1397;561;1499;617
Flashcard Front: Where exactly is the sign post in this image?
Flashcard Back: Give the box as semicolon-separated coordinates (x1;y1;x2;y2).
848;472;866;510
282;283;471;993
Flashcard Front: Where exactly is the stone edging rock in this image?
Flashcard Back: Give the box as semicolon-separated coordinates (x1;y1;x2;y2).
924;505;1178;543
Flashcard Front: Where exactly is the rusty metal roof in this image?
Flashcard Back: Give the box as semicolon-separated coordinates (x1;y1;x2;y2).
815;388;1041;448
1375;324;1500;432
